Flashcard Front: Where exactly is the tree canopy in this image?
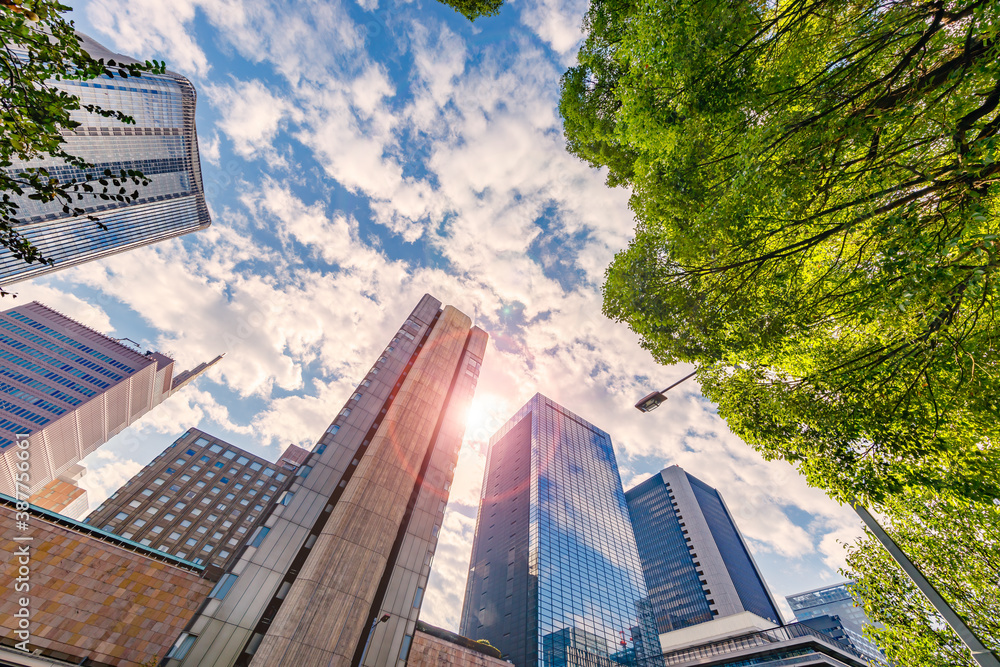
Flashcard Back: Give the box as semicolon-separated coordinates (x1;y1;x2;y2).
846;490;1000;666
433;0;504;22
560;0;1000;505
1;0;162;277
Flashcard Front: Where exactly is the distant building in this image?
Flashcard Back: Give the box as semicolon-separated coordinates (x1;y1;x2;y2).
0;32;211;285
655;613;868;667
786;582;886;664
84;429;308;570
0;301;221;511
171;294;488;667
625;466;782;633
460;394;656;667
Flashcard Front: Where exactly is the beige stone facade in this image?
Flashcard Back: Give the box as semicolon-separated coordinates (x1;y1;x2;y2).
0;500;212;666
251;306;473;666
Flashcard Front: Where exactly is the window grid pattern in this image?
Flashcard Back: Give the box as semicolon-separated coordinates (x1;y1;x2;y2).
85;429;296;569
626;475;713;633
1;39;210;285
462;395;655;666
786;583;886;664
0;306;149;449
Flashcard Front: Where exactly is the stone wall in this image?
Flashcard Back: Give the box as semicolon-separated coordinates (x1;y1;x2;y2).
408;630;509;667
0;502;212;666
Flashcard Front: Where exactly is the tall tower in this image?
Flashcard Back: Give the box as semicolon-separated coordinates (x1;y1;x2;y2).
625;466;782;634
84;428;308;570
460;394;654;667
169;294;488;667
0;301;221;512
0;32;211;285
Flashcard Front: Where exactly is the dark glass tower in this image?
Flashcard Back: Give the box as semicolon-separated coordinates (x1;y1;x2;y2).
625;466;781;634
0;33;211;285
460;394;656;667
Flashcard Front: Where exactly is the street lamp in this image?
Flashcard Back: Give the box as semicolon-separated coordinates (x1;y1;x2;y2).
635;374;1000;667
359;613;391;666
634;371;697;412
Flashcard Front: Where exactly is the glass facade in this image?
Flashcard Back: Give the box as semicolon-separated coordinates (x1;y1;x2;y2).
0;305;144;449
626;474;712;632
0;33;210;285
786;583;886;664
625;468;781;634
461;394;656;666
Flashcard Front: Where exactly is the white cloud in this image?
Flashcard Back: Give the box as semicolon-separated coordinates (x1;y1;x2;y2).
84;0;211;77
200;132;222;166
207;79;298;160
78;450;143;508
62;0;866;636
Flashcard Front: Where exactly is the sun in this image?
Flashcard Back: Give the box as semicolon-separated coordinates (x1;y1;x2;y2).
464;397;495;444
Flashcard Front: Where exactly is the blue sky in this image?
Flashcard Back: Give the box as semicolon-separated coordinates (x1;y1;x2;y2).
17;0;863;630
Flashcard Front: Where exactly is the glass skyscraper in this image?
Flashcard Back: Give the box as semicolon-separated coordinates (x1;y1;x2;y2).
0;301;221;514
625;466;781;634
460;394;656;667
0;33;210;285
786;582;886;664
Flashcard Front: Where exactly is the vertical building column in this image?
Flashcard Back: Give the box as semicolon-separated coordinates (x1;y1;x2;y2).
249;306;473;667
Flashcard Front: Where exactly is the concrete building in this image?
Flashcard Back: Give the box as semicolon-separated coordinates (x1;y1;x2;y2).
787;582;886;664
460;394;656;667
624;466;782;634
84;428;308;571
169;294;488;667
0;301;221;511
1;33;211;286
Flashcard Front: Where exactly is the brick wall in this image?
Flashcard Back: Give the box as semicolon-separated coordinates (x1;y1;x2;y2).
0;503;212;666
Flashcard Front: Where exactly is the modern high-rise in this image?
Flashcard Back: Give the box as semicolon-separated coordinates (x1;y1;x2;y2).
625;466;782;634
169;294;488;667
84;428;309;570
0;301;221;510
0;32;211;285
787;582;886;664
460;394;655;667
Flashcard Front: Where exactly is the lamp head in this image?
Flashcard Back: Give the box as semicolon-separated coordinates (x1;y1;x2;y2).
635;391;667;413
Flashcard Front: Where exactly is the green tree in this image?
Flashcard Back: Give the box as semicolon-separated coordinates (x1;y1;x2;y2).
1;0;162;280
845;490;1000;666
433;0;504;22
560;0;1000;505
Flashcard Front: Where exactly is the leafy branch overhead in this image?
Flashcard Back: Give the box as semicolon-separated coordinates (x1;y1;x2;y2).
433;0;504;22
0;0;164;270
561;0;1000;506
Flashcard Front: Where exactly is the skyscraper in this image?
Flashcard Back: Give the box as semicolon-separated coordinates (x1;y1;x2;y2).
786;582;885;664
0;32;211;285
168;294;488;667
625;466;782;634
84;428;309;570
460;394;654;667
0;301;221;511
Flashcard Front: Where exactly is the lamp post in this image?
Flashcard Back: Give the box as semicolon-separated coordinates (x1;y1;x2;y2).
634;372;1000;667
359;613;391;666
